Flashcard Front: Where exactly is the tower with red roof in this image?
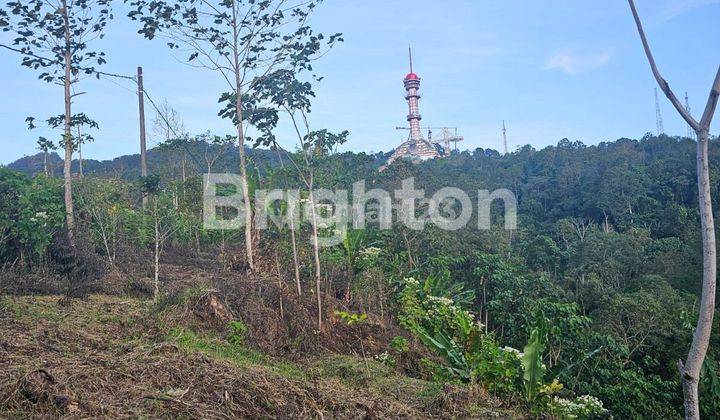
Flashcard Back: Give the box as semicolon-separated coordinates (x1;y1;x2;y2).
387;48;442;165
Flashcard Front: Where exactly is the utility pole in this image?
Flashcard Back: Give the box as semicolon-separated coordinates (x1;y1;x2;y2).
502;120;508;154
138;66;148;208
654;87;664;135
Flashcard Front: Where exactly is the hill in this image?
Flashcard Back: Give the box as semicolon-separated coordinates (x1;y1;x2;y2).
2;133;720;418
6;141;293;180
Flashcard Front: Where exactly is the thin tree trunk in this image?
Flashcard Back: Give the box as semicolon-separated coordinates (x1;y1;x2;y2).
273;146;302;296
231;1;255;271
308;183;322;330
138;66;148;210
61;0;75;246
154;199;160;302
43;151;48;176
627;3;720;417
92;208;113;265
77;125;83;178
680;128;717;419
289;205;302;296
275;252;284;320
181;155;187;199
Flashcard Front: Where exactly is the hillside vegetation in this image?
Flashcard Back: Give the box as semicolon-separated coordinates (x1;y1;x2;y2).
2;134;720;418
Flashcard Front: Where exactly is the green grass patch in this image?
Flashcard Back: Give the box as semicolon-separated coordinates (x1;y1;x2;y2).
0;296;64;322
166;327;306;380
309;354;392;385
309;355;446;407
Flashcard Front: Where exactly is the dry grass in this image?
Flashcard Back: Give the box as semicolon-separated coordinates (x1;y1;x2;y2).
0;293;518;419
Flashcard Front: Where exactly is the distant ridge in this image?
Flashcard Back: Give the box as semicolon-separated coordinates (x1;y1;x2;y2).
5;142;285;179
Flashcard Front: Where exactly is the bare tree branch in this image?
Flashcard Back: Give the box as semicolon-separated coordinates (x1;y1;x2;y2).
627;0;700;131
700;67;720;129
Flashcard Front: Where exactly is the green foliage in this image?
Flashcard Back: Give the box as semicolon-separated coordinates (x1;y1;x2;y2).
700;358;720;417
421;270;475;308
0;169;64;264
0;0;112;83
520;328;545;401
140;174;161;195
3;132;717;418
396;277;521;394
390;336;409;353
227;320;248;346
334;310;367;325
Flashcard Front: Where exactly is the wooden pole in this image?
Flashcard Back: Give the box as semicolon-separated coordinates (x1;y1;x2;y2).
138;66;148;208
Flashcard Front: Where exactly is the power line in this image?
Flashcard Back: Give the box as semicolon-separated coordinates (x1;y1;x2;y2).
99;74;137;94
0;43;136;82
3;38;222;175
140;86;204;171
93;68;204;172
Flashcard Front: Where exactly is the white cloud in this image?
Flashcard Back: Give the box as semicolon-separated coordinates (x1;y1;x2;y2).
647;0;720;24
544;50;612;75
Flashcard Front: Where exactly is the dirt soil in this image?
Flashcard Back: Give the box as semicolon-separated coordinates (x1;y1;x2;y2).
0;265;520;419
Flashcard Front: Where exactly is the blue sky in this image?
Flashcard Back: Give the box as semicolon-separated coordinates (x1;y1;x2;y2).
1;0;719;164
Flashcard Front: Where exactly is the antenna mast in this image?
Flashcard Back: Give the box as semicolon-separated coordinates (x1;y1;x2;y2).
408;46;413;73
502;120;508;154
684;92;692;138
654;88;664;135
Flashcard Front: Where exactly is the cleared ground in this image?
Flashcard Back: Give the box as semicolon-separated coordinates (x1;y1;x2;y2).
0;289;517;418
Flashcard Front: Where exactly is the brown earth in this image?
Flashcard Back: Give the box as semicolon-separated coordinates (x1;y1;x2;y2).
0;264;521;419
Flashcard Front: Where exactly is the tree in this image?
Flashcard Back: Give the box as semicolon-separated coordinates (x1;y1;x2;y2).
128;0;340;271
29;113;98;178
289;127;349;330
152;99;190;185
152;98;186;144
36;137;57;176
0;0;112;246
627;1;720;418
270;146;302;297
199;133;234;177
141;174;179;301
250;68;348;329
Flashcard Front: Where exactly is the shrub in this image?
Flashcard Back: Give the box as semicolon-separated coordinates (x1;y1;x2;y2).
334;310;367;325
395;277;520;394
548;395;609;419
390;336;409;353
227;320;248;345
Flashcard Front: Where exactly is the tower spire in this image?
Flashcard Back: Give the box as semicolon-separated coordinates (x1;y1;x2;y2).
403;48;422;141
408;46;413;73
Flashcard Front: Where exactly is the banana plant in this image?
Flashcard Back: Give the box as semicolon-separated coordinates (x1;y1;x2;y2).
415;325;470;381
521;327;546;401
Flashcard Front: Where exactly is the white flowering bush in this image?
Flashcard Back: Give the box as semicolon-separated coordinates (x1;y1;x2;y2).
395;276;521;393
549;394;609;419
501;346;523;359
360;246;381;258
374;350;395;368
